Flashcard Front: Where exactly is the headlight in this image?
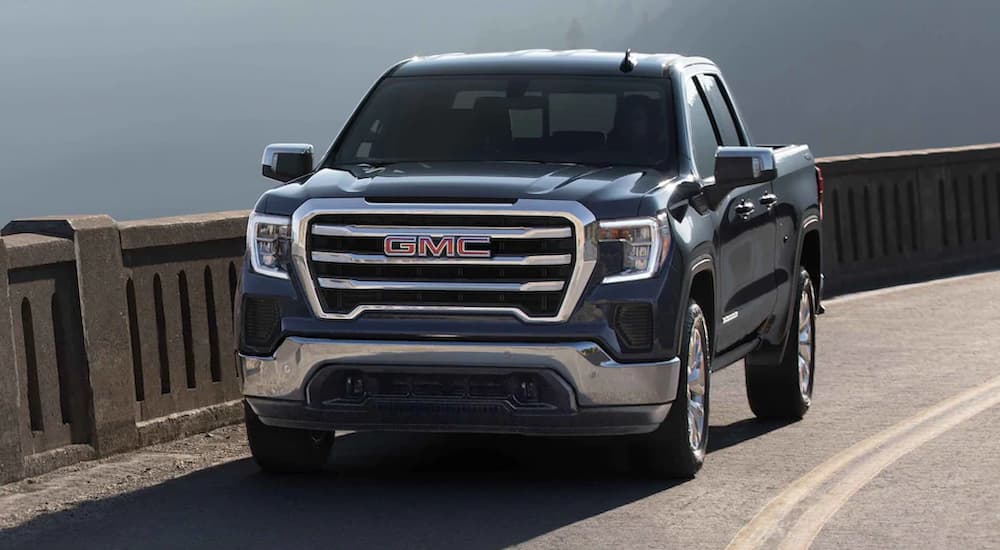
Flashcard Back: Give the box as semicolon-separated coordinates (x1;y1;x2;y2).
598;216;670;283
247;213;292;279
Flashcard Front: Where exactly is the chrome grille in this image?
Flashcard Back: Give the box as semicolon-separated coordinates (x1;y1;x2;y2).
290;199;598;323
308;213;575;318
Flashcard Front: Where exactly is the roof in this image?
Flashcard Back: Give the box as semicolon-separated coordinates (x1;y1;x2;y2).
390;50;707;78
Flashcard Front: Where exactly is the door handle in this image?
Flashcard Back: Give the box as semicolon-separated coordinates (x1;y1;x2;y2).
734;200;756;218
759;193;778;207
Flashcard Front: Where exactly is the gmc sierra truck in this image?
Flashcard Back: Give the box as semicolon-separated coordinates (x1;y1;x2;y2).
238;50;823;478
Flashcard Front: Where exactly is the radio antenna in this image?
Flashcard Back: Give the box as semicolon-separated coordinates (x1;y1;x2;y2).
619;48;636;73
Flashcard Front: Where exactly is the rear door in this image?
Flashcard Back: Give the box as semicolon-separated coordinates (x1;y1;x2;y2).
686;73;778;352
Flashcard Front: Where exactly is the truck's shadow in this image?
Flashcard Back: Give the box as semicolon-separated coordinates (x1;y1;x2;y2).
2;419;788;549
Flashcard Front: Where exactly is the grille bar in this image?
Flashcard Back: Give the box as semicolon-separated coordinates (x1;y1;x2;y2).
317;278;566;292
311;251;572;266
312;224;572;239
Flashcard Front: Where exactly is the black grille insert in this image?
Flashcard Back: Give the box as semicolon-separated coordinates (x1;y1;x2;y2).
309;369;571;411
308;213;576;318
242;296;280;350
614;303;654;351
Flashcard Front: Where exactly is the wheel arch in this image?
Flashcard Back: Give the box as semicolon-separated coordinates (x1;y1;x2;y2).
759;217;822;363
687;259;717;355
800;227;821;299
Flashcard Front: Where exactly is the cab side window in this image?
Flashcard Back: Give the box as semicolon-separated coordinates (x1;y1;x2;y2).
697;74;745;146
686;77;720;179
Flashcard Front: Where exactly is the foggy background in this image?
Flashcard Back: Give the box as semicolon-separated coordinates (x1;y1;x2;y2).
2;0;998;223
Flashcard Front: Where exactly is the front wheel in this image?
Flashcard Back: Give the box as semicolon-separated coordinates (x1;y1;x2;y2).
631;301;711;479
245;402;334;474
745;267;816;420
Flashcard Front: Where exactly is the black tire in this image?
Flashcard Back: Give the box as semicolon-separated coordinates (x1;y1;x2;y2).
631;301;711;479
245;402;334;473
745;267;816;420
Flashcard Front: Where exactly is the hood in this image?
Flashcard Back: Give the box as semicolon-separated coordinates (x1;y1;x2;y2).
258;162;677;220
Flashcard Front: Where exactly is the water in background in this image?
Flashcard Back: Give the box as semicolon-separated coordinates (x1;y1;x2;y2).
2;0;998;223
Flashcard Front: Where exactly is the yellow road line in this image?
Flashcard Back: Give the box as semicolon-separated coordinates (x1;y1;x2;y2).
727;374;1000;550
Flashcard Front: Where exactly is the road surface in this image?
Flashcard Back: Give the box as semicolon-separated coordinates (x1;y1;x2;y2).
2;272;999;549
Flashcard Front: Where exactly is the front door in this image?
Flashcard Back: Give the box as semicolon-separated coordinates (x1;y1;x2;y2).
685;73;778;352
715;181;778;351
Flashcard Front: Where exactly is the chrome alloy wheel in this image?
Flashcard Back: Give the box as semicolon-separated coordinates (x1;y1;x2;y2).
687;314;708;452
797;278;815;403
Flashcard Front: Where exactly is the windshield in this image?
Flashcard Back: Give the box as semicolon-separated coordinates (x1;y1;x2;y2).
330;75;676;168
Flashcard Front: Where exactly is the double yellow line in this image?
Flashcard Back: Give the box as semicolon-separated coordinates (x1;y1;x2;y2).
727;374;1000;550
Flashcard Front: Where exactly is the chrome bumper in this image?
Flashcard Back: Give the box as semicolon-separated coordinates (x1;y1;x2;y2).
240;338;680;407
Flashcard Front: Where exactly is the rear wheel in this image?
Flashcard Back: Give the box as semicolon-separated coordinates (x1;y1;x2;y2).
745;267;816;419
631;301;711;479
245;402;334;473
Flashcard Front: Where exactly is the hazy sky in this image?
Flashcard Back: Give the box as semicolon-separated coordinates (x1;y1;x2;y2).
2;0;998;223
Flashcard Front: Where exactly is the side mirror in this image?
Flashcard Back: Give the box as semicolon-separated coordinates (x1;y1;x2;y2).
262;143;314;182
703;146;777;207
714;146;777;187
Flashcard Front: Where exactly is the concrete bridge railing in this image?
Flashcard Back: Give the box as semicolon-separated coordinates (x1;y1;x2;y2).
0;213;247;483
821;143;1000;295
2;144;999;484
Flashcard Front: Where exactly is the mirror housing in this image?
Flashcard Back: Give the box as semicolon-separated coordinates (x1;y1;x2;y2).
703;147;777;206
262;143;314;182
714;146;776;187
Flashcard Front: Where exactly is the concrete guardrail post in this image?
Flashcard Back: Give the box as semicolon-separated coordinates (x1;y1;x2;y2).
0;237;26;483
4;216;139;456
72;216;140;455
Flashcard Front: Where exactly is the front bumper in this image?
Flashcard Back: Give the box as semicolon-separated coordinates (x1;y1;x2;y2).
241;337;680;436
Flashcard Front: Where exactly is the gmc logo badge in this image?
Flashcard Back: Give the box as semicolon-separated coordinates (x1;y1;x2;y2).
383;235;492;258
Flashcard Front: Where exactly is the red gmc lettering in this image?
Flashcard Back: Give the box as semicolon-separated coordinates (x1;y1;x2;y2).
418;235;455;257
383;235;491;257
383;235;417;256
456;236;491;257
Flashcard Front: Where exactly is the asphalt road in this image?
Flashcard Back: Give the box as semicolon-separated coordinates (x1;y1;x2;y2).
2;272;999;549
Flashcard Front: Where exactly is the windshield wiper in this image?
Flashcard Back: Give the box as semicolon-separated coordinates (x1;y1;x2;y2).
332;162;394;174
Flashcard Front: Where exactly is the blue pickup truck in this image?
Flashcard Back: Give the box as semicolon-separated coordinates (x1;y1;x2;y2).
238;50;823;478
